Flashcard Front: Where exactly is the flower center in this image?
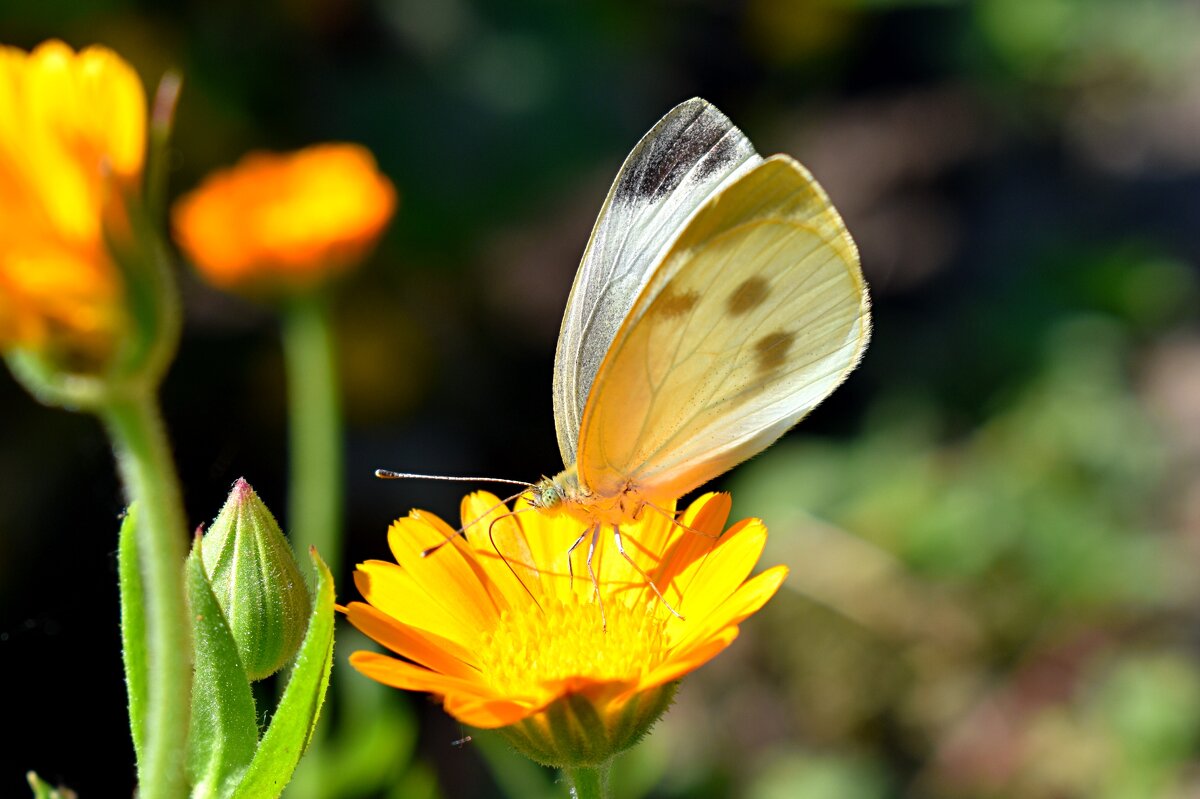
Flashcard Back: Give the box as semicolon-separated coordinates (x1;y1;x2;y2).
477;595;670;694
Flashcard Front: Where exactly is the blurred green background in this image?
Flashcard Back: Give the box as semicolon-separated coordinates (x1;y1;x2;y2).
4;0;1200;796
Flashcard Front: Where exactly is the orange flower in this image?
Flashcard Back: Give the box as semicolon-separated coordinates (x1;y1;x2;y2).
0;40;147;362
343;491;786;765
172;144;395;294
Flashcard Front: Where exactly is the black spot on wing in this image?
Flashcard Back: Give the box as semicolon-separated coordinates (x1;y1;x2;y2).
755;330;795;373
726;276;769;316
617;106;740;202
693;129;741;181
653;288;701;318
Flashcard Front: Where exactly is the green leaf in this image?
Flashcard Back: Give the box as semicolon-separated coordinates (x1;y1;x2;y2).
118;505;148;769
187;537;260;798
26;772;77;799
233;548;335;799
287;640;420;798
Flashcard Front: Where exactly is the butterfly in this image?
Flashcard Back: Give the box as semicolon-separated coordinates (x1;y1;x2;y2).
523;97;871;593
380;98;869;615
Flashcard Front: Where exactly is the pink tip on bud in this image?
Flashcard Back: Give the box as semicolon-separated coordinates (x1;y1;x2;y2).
231;476;252;498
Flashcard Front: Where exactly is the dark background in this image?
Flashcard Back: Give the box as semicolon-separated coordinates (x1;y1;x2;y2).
4;1;1200;797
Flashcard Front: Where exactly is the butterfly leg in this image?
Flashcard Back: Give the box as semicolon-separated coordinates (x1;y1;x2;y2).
565;526;590;592
585;523;606;631
612;525;685;620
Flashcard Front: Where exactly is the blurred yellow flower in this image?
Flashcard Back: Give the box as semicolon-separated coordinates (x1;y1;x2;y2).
0;40;147;362
343;491;786;764
172;144;395;293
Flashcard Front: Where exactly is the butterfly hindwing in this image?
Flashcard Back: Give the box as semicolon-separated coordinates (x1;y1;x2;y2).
552;98;762;468
575;155;870;501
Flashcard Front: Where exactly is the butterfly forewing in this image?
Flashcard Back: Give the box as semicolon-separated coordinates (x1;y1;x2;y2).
553;98;762;468
575;155;870;501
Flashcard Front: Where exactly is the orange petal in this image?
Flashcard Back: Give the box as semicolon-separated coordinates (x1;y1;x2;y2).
671;565;788;653
631;627;739;698
386;514;500;632
349;651;493;700
669;518;767;628
655;494;731;605
443;692;537;729
342;601;479;680
353;560;480;649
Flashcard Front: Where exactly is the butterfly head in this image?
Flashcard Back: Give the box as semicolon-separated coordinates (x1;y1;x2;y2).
530;465;586;517
528;466;650;527
530;477;566;512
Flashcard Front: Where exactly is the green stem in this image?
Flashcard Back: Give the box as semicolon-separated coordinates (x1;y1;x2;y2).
101;390;191;799
280;294;343;799
281;293;343;578
562;762;611;799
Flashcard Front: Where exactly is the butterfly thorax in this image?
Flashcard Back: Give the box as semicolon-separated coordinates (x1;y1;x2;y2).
529;465;646;526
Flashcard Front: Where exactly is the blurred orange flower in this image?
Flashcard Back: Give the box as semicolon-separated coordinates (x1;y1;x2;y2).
343;491;786;764
172;144;395;294
0;40;147;362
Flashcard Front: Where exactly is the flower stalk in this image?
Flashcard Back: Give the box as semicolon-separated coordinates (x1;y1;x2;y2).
563;763;610;799
282;292;343;579
102;390;191;799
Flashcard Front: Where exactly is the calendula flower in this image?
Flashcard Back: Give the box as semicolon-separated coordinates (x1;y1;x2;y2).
0;40;146;363
343;491;787;767
172;143;395;294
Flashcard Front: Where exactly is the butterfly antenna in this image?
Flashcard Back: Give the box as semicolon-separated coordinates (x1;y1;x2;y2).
375;469;534;488
420;489;531;558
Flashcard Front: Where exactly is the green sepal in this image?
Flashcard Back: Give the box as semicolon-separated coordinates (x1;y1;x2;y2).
186;535;260;798
117;505;148;768
500;682;678;769
26;772;76;799
231;547;335;799
3;348;108;411
107;195;181;392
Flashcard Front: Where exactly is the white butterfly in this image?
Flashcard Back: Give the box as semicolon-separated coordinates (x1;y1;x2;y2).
381;98;868;614
529;98;870;547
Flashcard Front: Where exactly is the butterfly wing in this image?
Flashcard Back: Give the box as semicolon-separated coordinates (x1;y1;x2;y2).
553;98;762;469
575;155;870;502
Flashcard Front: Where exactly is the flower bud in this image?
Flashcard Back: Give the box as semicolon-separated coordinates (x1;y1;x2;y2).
202;478;310;680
